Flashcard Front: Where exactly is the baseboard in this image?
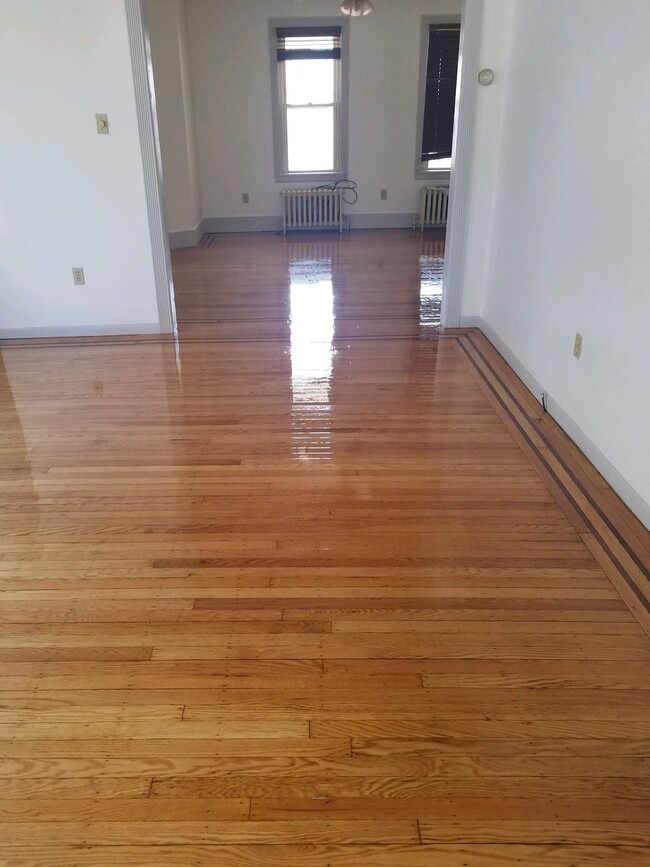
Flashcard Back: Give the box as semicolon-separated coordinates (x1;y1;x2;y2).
458;316;483;328
460;316;649;528
200;213;418;235
0;323;162;339
202;216;279;234
169;224;204;249
349;213;416;230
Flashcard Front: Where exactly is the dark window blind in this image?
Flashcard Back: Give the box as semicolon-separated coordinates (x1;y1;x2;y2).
421;24;460;162
277;27;342;61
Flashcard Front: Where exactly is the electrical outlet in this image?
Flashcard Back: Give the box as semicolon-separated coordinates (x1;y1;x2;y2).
380;189;388;201
242;192;250;204
72;268;85;286
573;332;583;359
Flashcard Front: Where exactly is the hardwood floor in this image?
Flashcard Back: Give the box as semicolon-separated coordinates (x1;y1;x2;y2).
0;229;649;865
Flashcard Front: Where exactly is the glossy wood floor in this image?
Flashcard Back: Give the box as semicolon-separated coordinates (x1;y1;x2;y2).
1;229;649;865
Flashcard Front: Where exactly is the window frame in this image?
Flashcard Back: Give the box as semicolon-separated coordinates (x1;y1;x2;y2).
415;14;462;182
269;18;349;184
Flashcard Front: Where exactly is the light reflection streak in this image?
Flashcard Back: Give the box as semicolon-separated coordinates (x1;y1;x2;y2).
289;258;335;460
419;238;445;329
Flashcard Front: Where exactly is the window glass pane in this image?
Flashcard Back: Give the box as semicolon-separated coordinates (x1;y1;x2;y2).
285;59;335;106
287;106;334;172
427;158;452;170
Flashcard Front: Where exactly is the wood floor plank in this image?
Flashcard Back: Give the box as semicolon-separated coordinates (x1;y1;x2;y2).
0;820;419;846
0;737;350;759
1;686;648;717
0;659;322;678
331;619;644;634
182;687;650;717
0;799;250;822
151;634;650;660
0;647;154;662
154;775;650;802
312;717;650;740
0;843;646;867
324;658;650;689
0;779;152;799
418;821;650;846
352;737;650;757
0;719;309;741
0;705;183;724
3;754;649;780
0;673;416;692
285;606;634;621
248;795;650;822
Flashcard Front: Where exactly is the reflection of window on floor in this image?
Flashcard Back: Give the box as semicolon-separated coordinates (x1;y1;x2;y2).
289;258;334;459
419;244;445;328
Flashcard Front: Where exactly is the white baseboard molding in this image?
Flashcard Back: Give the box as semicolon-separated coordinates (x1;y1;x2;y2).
458;316;483;328
350;213;416;230
0;323;162;339
199;213;419;235
169;224;204;249
460;316;649;528
202;216;278;234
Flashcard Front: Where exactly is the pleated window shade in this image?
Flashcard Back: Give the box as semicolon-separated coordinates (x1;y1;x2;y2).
276;27;342;61
421;24;461;162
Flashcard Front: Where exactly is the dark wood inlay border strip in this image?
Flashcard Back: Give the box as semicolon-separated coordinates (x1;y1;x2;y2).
465;333;649;581
456;332;650;632
0;332;468;350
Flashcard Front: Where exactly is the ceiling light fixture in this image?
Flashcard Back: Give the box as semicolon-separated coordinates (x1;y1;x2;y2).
341;0;374;16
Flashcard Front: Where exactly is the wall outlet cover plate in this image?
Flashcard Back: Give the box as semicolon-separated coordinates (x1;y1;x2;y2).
573;332;583;359
96;114;110;135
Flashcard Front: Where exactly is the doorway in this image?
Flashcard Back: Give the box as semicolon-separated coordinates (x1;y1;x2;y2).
125;0;485;333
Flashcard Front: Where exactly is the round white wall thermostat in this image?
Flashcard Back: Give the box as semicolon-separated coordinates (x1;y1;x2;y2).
478;68;495;86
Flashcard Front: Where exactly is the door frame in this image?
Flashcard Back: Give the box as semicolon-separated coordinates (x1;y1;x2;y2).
441;0;483;328
124;0;177;334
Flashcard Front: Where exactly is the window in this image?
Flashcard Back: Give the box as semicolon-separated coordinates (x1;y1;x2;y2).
415;19;461;179
271;23;348;182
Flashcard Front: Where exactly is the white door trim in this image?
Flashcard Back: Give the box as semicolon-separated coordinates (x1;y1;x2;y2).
441;0;483;328
124;0;177;334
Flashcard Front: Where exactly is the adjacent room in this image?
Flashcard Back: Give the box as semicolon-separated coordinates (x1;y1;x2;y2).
146;0;460;336
1;1;649;864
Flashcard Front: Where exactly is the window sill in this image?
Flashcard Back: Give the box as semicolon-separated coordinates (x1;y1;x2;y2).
274;171;348;185
414;169;451;183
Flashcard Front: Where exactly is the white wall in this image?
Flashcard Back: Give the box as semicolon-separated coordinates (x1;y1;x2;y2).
144;0;202;235
470;0;650;521
0;0;161;335
460;0;515;316
182;0;462;224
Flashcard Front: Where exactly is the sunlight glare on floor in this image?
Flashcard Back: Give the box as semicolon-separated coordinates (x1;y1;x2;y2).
419;237;445;328
289;257;335;460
